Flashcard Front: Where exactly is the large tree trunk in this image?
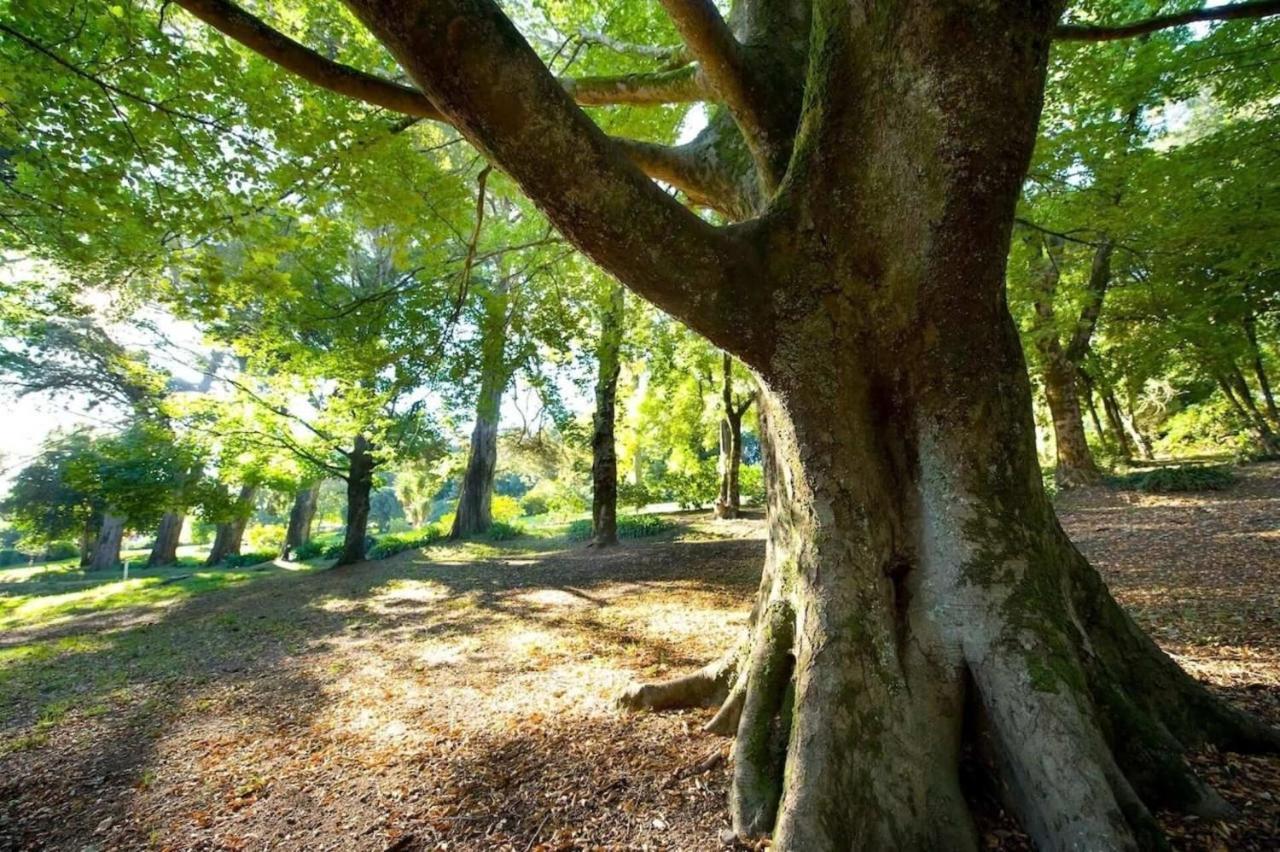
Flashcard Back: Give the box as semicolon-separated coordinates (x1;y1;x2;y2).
86;512;125;571
205;484;255;566
618;5;1277;848
450;292;510;539
281;483;320;559
590;283;624;547
336;436;374;566
147;511;184;567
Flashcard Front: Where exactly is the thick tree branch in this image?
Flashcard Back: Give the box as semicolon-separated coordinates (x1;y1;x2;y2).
563;65;711;105
175;0;717;114
656;0;787;189
1055;0;1280;42
174;0;445;119
574;29;692;69
341;0;774;361
610;137;750;217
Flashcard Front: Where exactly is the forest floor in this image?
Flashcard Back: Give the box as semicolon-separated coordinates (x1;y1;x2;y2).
1;465;1279;851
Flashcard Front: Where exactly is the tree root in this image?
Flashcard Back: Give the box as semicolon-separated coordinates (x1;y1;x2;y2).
616;654;737;712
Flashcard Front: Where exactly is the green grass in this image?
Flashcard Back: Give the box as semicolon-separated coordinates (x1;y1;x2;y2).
0;561;322;633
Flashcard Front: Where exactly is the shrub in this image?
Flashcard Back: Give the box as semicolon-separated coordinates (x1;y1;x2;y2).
617;479;654;510
189;519;216;545
1106;464;1236;494
0;548;33;567
519;491;549;517
739;464;765;504
243;523;286;554
485;520;525;541
437;511;456;533
293;540;326;560
491;494;522;523
566;514;672;541
367;526;446;559
223;550;277;568
42;541;80;561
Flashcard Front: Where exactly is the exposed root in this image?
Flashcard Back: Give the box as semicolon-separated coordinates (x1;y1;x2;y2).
704;676;745;735
729;600;794;838
616;654;737;712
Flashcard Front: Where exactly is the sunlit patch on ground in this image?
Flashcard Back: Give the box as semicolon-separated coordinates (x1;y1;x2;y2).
1;477;1278;850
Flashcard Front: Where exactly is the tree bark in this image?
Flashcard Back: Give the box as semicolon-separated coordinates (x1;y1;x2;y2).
147;511;184;567
86;512;125;571
205;484;255;566
1220;369;1280;455
614;5;1276;849
281;483;320;559
1028;237;1107;488
591;284;624;546
1243;311;1280;427
715;352;753;519
451;291;510;539
336;436;374;566
78;520;95;568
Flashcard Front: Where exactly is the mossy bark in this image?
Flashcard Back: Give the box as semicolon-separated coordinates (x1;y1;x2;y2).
619;3;1276;849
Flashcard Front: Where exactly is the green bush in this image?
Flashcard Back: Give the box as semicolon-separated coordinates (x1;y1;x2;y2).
617;479;654;510
0;548;34;567
367;526;446;559
243;523;286;554
485;520;525;541
566;514;673;541
293;539;326;560
223;550;277;568
42;541;80;561
519;491;549;517
491;494;522;523
739;464;765;504
1106;464;1237;494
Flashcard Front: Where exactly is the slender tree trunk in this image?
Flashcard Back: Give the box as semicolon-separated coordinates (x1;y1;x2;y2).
205;484;255;566
1122;391;1155;461
591;284;624;546
1028;239;1103;488
1080;375;1111;454
281;483;320;559
451;292;510;539
147;511;184;567
1243;313;1280;426
87;512;125;571
715;352;754;519
1100;387;1138;460
336;436;375;566
1220;371;1280;455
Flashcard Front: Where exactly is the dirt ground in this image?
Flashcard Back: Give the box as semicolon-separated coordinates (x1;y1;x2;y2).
2;465;1279;851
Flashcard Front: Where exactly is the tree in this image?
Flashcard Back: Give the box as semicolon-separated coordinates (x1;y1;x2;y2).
590;281;624;546
714;352;757;519
280;481;321;559
6;0;1280;847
